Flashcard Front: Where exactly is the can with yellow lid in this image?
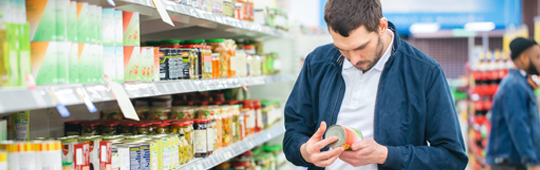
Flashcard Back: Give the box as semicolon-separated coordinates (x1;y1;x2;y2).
0;150;6;170
325;125;363;150
35;141;62;170
7;142;36;170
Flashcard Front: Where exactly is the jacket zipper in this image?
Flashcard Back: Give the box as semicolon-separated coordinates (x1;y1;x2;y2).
330;76;344;125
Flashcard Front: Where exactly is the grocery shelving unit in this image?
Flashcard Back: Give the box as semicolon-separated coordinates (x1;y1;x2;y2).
176;122;285;170
86;0;291;40
0;75;295;114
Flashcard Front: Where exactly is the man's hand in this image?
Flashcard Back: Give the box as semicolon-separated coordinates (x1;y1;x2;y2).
339;139;388;167
529;166;540;170
300;121;345;167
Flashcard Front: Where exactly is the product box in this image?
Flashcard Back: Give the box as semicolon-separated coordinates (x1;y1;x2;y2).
77;43;92;83
115;46;124;83
31;41;58;85
37;141;62;170
11;110;29;141
68;42;79;83
102;8;115;46
19;23;31;86
96;6;102;45
153;47;161;82
87;5;96;44
73;143;90;170
67;1;77;42
140;47;154;82
56;0;69;41
149;140;159;170
122;11;140;46
56;41;71;84
5;23;20;86
124;46;141;83
114;10;123;46
140;143;150;170
129;144;141;170
94;44;104;83
115;145;130;170
76;2;90;43
111;147;119;170
103;46;116;82
14;0;26;23
26;0;57;41
86;141;112;170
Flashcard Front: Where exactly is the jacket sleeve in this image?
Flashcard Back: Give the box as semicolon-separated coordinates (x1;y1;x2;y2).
382;65;469;169
501;84;539;165
282;52;316;167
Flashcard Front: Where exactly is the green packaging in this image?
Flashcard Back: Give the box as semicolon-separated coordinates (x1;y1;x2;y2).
55;0;69;41
67;1;77;42
88;5;96;44
31;41;58;85
56;41;70;84
96;44;104;83
77;43;92;83
114;10;123;46
0;24;7;86
123;46;141;83
102;8;115;46
6;23;19;86
76;2;90;43
122;11;139;46
115;46;124;83
68;42;79;83
26;0;57;41
96;6;102;45
12;110;29;141
18;23;30;86
14;0;26;23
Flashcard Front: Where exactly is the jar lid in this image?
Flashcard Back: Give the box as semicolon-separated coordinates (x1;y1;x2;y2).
101;123;118;127
206;39;225;43
244;45;255;49
120;122;134;126
133;123;151;127
184;39;205;44
168;45;183;48
194;118;210;123
184;45;200;49
81;122;100;127
161;40;182;43
170;121;189;127
65;121;83;125
152;123;170;127
226;100;240;105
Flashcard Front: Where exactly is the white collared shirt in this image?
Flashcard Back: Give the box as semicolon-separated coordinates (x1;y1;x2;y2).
327;29;394;170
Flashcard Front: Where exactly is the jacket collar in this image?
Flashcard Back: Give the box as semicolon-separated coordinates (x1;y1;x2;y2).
333;21;401;67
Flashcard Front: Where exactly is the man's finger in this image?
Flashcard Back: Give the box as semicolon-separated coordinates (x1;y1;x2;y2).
351;139;372;150
314;136;338;149
312;147;344;162
339;150;360;162
317;151;341;167
312;121;327;139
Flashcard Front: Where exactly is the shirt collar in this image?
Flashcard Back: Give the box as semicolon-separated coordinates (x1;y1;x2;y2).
343;29;395;71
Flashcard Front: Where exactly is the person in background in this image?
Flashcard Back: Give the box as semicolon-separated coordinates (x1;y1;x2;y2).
282;0;468;169
486;37;540;170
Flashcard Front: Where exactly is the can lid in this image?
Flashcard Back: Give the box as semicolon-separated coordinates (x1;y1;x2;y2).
184;39;205;44
152;123;170;127
133;123;151;127
325;125;346;149
206;39;225;43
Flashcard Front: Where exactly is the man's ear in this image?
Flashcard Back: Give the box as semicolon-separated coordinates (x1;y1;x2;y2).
379;18;388;35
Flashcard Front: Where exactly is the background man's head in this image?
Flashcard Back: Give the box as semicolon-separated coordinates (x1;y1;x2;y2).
510;37;540;75
324;0;389;72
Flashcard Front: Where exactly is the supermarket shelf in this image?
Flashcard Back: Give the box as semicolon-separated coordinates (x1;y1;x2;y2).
89;0;290;40
177;123;285;170
0;75;295;114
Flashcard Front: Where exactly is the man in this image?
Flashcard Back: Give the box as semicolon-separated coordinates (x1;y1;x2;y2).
282;0;468;169
486;37;540;170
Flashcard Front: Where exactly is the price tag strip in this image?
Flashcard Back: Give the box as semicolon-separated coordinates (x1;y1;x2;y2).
76;87;97;113
47;90;71;117
152;0;175;26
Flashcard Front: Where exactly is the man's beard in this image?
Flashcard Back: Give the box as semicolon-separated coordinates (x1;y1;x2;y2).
356;36;384;72
528;57;540;75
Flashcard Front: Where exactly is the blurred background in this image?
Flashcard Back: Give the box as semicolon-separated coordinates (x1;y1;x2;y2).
0;0;534;170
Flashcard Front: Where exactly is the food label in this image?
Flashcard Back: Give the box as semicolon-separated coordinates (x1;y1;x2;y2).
129;146;141;170
140;144;150;170
111;148;119;170
247;110;256;129
203;54;212;73
162;146;170;170
230;55;237;71
256;109;263;129
207;128;215;151
193;129;207;153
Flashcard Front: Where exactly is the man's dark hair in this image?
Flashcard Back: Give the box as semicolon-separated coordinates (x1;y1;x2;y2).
324;0;383;37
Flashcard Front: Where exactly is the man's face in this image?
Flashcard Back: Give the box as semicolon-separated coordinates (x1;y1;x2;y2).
526;45;540;75
330;25;384;72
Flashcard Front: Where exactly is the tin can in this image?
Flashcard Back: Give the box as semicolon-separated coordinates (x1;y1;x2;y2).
325;125;363;150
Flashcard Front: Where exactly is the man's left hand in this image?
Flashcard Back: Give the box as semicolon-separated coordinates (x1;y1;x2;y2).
339;139;388;167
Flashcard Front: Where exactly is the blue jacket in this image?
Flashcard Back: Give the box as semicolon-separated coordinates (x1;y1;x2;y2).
283;22;468;170
486;69;540;166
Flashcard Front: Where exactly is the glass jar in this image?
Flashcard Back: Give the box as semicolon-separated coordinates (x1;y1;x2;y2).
101;123;119;136
207;39;227;78
243;100;255;136
201;46;213;79
251;54;261;76
236;48;247;77
193;118;209;158
177;133;189;164
136;107;150;120
81;122;101;136
168;45;183;80
184;45;202;80
133;123;151;135
209;107;222;149
152;123;170;134
100;109;123;120
221;106;233;147
260;54;267;75
120;122;133;134
266;52;280;75
148;107;171;120
178;48;191;80
64;121;83;136
226;40;237;78
211;53;220;79
253;100;263;132
246;53;253;77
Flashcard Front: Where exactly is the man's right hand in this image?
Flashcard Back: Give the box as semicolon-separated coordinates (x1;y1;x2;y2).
300;121;345;167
